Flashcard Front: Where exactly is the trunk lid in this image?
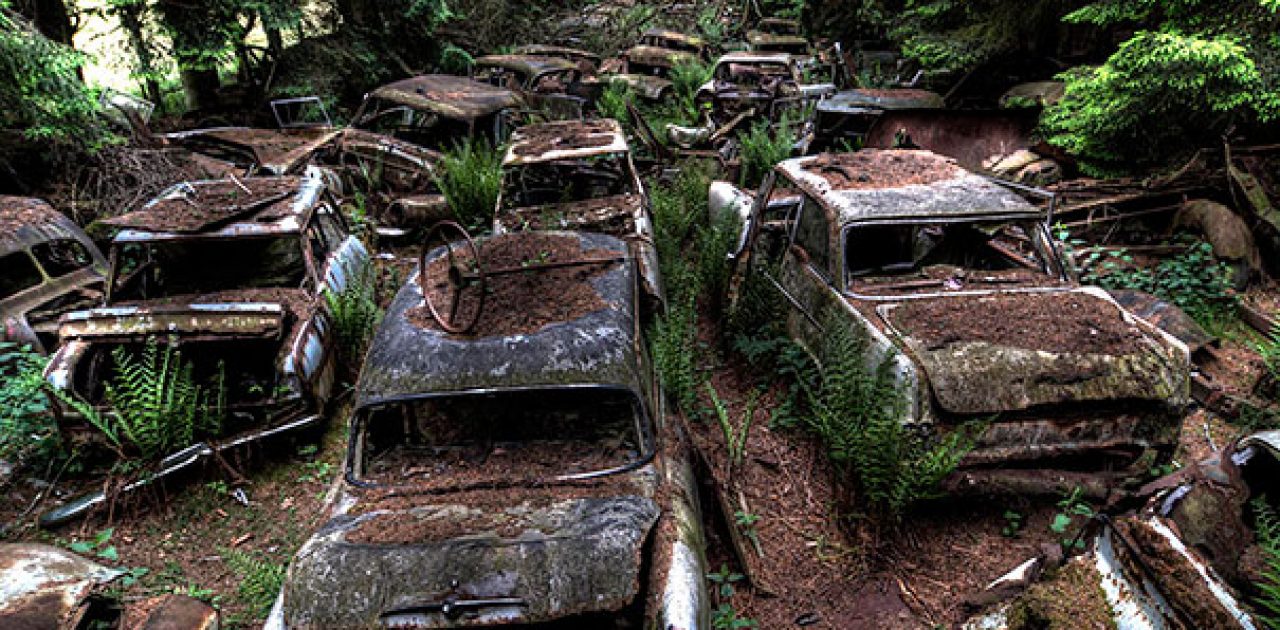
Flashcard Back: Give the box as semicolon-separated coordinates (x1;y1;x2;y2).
283;492;659;627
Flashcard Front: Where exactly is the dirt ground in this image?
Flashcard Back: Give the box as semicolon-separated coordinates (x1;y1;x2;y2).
0;406;349;628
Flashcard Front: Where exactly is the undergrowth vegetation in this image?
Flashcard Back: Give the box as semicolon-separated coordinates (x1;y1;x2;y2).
79;340;225;462
738;115;796;189
1079;239;1236;326
221;547;287;619
324;264;383;376
0;341;58;469
434;138;503;234
1252;497;1280;627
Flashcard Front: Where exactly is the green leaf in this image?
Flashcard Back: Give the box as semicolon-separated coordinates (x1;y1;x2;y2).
1050;513;1072;534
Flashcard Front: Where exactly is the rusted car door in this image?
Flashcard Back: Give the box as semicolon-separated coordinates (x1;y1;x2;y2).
301;202;370;402
773;192;837;353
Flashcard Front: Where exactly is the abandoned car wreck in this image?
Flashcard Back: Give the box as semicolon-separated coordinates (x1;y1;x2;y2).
714;149;1192;495
39;171;369;526
267;230;706;629
494;118;664;309
1;196;107;354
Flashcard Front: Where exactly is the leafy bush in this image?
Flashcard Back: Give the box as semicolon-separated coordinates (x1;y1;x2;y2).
1080;240;1236;326
738;116;795;189
800;313;974;522
1043;1;1280;175
0;341;59;467
0;7;113;152
323;265;383;374
434;138;503;233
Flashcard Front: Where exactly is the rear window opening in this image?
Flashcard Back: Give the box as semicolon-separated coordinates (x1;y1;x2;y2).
356;388;651;487
30;238;94;278
111;236;306;300
843;220;1055;290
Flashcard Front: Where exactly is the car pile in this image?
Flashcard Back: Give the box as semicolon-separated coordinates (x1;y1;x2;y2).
8;11;1275;629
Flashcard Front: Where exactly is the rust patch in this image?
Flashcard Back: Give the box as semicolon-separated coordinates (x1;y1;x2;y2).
511;120;618;157
407;233;614;337
1113;517;1242;629
800;150;966;191
889;292;1146;355
498;195;639;234
349;478;646;515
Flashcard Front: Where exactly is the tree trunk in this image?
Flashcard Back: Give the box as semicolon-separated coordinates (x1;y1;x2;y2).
116;2;162;106
13;0;73;46
179;68;222;112
156;0;231;113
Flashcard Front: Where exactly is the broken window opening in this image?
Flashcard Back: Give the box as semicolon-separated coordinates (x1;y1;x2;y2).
842;220;1055;290
30;238;95;279
357;388;649;487
0;251;42;300
353;99;475;151
111;236;307;301
716;62;792;83
502;156;634;209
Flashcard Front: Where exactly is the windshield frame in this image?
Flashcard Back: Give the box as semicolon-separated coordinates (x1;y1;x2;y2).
105;232;311;304
839;216;1070;301
344;383;657;490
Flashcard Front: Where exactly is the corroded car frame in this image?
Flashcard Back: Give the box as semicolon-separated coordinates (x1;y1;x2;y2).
492;119;665;310
0;197;108;354
266;231;709;628
713;149;1192;496
39;171;370;526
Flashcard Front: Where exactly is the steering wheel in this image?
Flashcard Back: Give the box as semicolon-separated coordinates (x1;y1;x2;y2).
419;221;486;333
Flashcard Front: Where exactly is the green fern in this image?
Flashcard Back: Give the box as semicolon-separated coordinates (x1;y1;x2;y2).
221;547;287;618
323;263;383;373
1252;498;1280;627
801;312;976;522
66;339;228;461
434;138;503;234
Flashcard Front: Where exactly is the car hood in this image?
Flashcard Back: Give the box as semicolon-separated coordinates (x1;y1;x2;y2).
281;493;660;627
879;288;1189;414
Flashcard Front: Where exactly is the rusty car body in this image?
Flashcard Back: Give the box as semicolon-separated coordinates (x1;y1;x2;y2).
0;542;219;629
810;87;945;152
493;119;664;310
510;44;602;73
695;51;834;127
712;149;1191;494
266;231;708;628
39;171;370;526
352;74;523;151
472;54;589;120
159;119;446;238
1;197;107;355
601;29;711;102
965;431;1280;629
